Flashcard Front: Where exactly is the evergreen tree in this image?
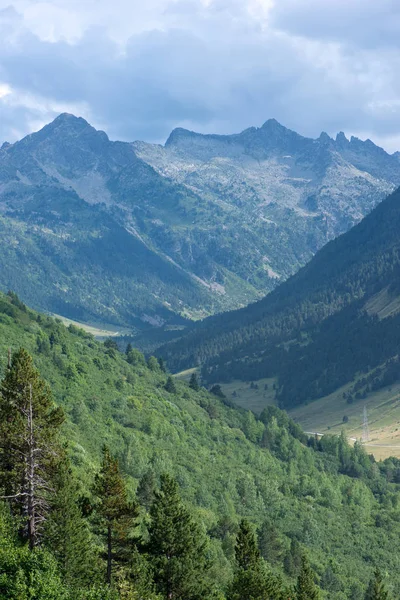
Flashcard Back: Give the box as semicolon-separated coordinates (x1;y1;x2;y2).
209;384;226;398
157;358;167;373
45;461;98;589
283;538;302;577
0;348;64;548
137;470;156;510
295;555;321;600
146;474;210;600
165;376;177;394
228;519;282;600
115;548;160;600
365;568;389;600
93;447;138;585
147;356;160;372
258;519;283;565
235;519;260;570
189;372;200;392
125;343;133;356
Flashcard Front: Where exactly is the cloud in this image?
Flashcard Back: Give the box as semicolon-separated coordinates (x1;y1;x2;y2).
0;0;400;151
270;0;400;49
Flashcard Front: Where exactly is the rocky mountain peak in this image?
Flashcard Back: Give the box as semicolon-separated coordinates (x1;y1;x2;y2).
44;113;109;142
335;131;349;146
318;131;333;144
165;127;198;147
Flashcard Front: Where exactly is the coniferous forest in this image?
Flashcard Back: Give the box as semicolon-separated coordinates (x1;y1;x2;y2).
0;292;398;598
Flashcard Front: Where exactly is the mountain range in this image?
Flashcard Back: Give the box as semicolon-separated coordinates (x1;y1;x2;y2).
1;114;399;333
159;184;400;411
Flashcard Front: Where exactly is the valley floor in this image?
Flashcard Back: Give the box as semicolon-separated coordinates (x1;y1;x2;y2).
211;376;400;460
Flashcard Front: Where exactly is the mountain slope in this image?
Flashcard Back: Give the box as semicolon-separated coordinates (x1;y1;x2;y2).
134;119;397;286
2;291;400;597
0;114;398;331
158;186;400;408
0;114;229;327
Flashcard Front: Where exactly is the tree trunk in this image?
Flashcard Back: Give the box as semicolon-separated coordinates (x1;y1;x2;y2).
27;384;36;550
107;523;112;584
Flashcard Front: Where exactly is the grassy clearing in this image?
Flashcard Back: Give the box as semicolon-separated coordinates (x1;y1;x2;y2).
170;367;400;460
289;381;400;460
211;369;400;459
174;367;199;382
219;378;278;413
51;314;132;339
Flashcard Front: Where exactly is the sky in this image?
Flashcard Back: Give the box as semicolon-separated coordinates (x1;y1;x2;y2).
1;0;400;151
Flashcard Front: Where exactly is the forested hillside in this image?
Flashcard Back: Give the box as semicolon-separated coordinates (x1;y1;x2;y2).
0;291;400;598
159;186;400;408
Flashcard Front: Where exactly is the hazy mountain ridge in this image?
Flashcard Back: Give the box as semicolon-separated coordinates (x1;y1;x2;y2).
0;114;398;330
134;118;396;237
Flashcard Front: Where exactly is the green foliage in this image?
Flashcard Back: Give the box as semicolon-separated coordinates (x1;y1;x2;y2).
0;295;399;596
234;520;260;570
0;348;65;547
147;356;160;372
228;520;283;600
93;447;138;584
146;474;211;600
189;372;200;392
164;376;177;394
45;462;98;588
365;569;389;600
257;519;283;566
295;556;321;600
137;470;157;510
0;505;69;600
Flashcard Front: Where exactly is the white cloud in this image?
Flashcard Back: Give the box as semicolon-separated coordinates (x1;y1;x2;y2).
0;0;400;151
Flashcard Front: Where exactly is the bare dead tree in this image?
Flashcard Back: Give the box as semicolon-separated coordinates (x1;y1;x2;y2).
0;349;64;549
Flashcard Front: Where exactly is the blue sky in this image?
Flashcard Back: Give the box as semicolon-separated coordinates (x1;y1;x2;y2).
1;0;400;150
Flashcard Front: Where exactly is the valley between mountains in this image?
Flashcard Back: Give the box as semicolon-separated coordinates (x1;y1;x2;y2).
3;114;400;597
4;113;400;456
0;113;397;332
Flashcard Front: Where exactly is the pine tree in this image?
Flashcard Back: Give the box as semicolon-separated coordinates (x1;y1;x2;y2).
365;568;389;600
45;461;98;588
235;519;260;570
189;373;200;392
165;376;177;394
0;348;64;548
295;555;321;600
146;474;211;600
137;470;156;510
258;519;283;565
157;358;166;373
283;538;302;577
115;548;160;600
93;447;138;585
228;519;282;600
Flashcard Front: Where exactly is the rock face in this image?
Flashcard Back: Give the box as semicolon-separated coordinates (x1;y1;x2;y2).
0;114;398;328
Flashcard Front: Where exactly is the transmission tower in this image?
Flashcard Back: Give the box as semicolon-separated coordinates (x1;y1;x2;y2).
362;405;370;443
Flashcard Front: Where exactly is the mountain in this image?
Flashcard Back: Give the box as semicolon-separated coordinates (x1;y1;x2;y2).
134;119;398;285
158;185;400;409
0;115;398;333
2;290;400;597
